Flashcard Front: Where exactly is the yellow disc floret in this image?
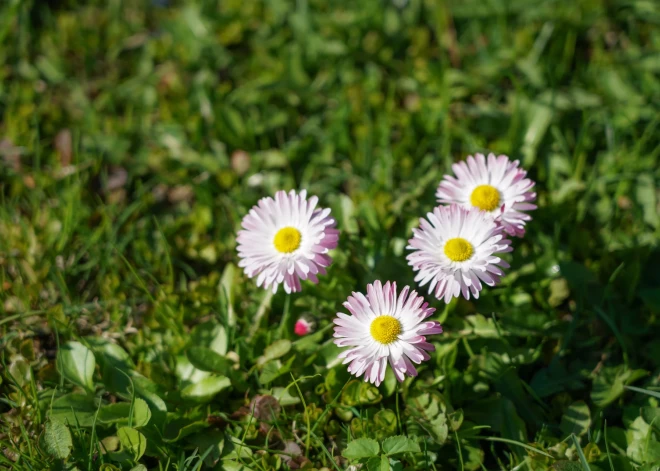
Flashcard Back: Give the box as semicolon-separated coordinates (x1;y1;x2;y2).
273;227;302;253
370;315;402;345
470;184;500;211
444;237;473;262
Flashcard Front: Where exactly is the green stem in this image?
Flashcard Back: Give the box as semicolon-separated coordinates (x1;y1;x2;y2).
277;294;292;338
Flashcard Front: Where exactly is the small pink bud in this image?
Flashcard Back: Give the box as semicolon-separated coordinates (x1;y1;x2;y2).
294;318;314;336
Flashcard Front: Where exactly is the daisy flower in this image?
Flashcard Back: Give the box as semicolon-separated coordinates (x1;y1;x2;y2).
436;153;537;237
237;190;339;293
333;281;443;386
407;205;511;303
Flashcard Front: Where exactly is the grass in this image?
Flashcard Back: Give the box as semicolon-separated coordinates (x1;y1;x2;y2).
1;0;660;470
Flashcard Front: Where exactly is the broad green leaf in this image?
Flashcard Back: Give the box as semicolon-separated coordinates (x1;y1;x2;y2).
531;363;584;398
382;368;397;397
87;338;134;370
343;438;380;460
406;392;449;445
548;278;571;307
592;367;648;408
464;314;499;338
176;354;211;384
366;456;380;471
98;398;151;428
641;407;660;428
583;442;601;463
560;401;591;436
163;418;209;442
272;387;301;406
366;454;390;471
337;193;358;234
117;427;146;460
643;441;660;463
181;375;231;402
382;436;420;455
258;360;282;385
341;380;382;406
187;346;232;374
521;101;552;166
48;393;98;427
100;363;132;397
449;409;464;432
9;356;32;387
258;356;296;385
627;436;660;464
133;375;168;427
322;366;350;402
222;435;253;461
257;340;291;366
219;460;254;471
97;361;167;428
500;398;528;445
636;174;659;228
627;438;646;463
638;462;660;471
628;416;651;443
57;341;96;393
130;466;148;471
42;420;72;459
373;409;397;439
461;444;485;471
219;262;236;327
191;322;228;356
100;435;120;452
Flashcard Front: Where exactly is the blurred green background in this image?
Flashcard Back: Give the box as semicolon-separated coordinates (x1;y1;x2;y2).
1;0;659;470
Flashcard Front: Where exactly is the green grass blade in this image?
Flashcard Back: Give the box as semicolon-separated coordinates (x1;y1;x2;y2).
625;385;660;400
571;434;591;471
474;437;553;459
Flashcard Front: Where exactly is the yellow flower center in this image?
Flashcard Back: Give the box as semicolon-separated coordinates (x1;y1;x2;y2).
470;184;500;211
370;315;401;345
273;227;302;253
444;237;473;262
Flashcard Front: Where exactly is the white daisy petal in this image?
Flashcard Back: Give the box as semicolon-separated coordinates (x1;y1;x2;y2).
436;153;536;237
237;190;339;293
407;205;511;303
333;281;442;387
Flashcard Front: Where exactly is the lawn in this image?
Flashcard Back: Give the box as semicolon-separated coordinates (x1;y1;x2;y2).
1;0;659;470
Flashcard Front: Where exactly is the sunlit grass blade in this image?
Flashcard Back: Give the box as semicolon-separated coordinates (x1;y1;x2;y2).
625;385;660;400
473;437;553;459
571;434;591;471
